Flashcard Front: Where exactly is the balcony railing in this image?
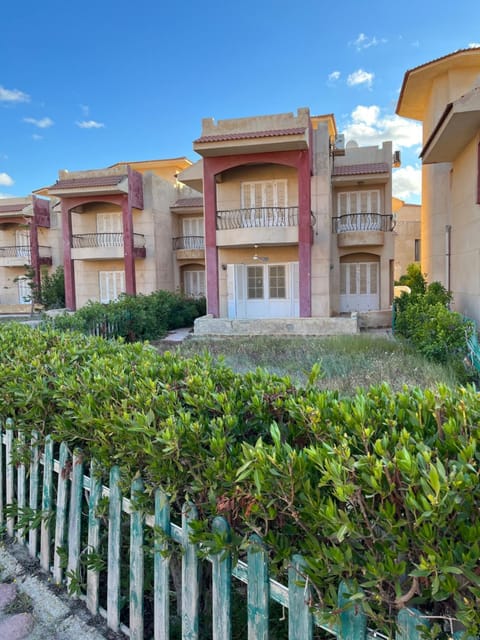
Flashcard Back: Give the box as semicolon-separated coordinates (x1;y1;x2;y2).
0;246;31;259
172;236;205;250
216;206;298;230
332;213;395;233
72;233;146;248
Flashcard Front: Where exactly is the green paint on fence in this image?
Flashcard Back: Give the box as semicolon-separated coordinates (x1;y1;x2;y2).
86;460;101;615
182;502;199;640
288;554;313;640
107;465;122;632
247;534;269;640
212;516;232;640
154;489;170;640
40;435;53;572
67;449;83;594
28;432;39;558
53;442;69;584
338;581;367;640
130;476;145;640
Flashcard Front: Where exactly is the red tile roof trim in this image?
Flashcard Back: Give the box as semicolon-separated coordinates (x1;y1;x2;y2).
194;127;306;144
0;204;25;213
332;162;389;176
49;175;127;190
171;197;204;208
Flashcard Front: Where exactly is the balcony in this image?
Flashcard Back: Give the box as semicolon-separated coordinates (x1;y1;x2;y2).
172;236;205;261
0;245;52;267
332;213;394;248
71;233;146;260
216;206;298;247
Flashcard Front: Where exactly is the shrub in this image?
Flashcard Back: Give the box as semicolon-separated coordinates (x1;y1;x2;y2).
44;290;205;341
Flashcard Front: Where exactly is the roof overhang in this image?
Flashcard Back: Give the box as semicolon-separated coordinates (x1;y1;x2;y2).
177;160;204;193
397;47;480;120
421;87;480;163
48;176;129;198
194;129;309;157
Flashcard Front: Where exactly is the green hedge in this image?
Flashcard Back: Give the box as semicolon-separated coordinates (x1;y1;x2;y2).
43;290;206;341
1;323;479;637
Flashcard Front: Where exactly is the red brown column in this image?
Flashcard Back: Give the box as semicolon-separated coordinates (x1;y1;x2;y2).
62;201;76;310
122;194;136;296
203;159;219;316
297;149;312;317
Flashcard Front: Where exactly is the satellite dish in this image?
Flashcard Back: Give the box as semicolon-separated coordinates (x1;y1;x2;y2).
346;140;359;149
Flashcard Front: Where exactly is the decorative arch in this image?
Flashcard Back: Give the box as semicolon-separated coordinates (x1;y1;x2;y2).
203;149;312;317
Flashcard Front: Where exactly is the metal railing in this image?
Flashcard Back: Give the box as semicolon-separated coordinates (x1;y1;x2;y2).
332;213;395;233
217;206;298;230
72;233;145;249
172;235;205;250
0;246;31;259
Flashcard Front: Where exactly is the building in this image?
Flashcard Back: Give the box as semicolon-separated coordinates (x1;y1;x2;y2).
179;108;395;324
392;197;421;282
0;196;60;313
397;47;480;322
46;157;200;310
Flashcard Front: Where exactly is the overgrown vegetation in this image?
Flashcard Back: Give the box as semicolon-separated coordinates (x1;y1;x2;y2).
44;290;206;342
394;264;475;383
1;323;479;637
156;334;463;391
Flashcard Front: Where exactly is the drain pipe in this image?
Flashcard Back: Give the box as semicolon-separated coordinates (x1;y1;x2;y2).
445;224;452;296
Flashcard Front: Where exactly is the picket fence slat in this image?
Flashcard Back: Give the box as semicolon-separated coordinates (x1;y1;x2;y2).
130;476;144;640
16;431;26;544
1;426;475;640
40;435;54;572
288;554;313;640
5;421;14;537
247;535;269;640
154;489;170;640
28;432;39;557
107;465;122;632
67;449;83;594
86;460;101;615
53;442;69;584
182;502;199;640
212;517;232;640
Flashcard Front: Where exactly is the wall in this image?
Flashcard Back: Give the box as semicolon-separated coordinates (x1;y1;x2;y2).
393;202;421;281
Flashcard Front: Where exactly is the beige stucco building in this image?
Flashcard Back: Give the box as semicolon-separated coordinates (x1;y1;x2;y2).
179;108;396;324
392;197;421;282
397;47;480;322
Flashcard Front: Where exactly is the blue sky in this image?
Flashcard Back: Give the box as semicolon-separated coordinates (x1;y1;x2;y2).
1;0;480;203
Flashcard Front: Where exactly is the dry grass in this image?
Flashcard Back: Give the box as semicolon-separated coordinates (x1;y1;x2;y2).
154;333;461;392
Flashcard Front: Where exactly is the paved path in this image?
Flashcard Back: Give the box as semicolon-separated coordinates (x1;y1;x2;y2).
0;544;122;640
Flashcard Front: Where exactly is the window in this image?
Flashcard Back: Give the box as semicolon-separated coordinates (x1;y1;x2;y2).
15;230;30;258
99;271;125;303
182;218;204;249
17;277;31;304
268;265;286;298
184;270;205;298
337;190;380;215
414;238;421;262
247;265;264;299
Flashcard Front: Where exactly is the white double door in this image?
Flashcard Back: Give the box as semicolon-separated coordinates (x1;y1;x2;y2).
339;261;379;312
227;262;299;319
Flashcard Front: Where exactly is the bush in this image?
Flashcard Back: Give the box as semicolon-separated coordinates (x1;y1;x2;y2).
394;266;473;379
1;323;480;636
44;290;205;342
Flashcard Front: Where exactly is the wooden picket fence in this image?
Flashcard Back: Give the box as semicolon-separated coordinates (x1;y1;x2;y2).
0;418;464;640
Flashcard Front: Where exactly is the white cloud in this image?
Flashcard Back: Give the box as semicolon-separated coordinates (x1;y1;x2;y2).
0;172;14;187
80;104;90;116
392;165;422;201
32;134;43;141
76;120;105;129
328;70;341;82
352;33;387;51
342;105;422;148
23;116;54;128
347;69;374;88
468;42;480;48
0;86;30;103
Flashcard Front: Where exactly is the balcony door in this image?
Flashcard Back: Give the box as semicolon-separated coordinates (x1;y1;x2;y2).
227;262;299;319
182;218;204;250
337;191;380;230
97;212;123;247
17;276;31;304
